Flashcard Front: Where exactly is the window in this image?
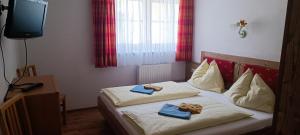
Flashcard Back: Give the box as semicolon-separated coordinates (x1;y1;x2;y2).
116;0;179;66
151;0;179;45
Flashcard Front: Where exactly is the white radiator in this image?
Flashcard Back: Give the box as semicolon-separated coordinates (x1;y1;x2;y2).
138;64;172;84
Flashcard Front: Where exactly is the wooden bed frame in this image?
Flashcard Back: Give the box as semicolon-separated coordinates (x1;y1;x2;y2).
98;51;280;135
97;96;129;135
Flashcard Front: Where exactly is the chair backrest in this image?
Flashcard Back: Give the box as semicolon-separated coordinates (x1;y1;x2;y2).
16;65;37;78
0;94;32;135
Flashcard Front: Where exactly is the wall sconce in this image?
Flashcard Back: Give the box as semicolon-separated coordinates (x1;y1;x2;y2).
237;19;248;38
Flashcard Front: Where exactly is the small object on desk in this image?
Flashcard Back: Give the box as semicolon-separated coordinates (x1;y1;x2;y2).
130;85;154;95
21;83;44;92
158;104;191;120
144;84;163;91
11;83;44;92
179;103;203;114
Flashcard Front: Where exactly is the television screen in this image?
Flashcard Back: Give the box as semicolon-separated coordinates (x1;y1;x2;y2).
4;0;48;38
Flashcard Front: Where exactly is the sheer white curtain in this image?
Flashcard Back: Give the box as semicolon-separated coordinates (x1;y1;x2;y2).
116;0;179;66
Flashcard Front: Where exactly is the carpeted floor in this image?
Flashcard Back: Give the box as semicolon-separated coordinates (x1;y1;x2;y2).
62;108;115;135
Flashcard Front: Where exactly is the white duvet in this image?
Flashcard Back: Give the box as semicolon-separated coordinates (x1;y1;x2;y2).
102;81;200;107
122;97;252;135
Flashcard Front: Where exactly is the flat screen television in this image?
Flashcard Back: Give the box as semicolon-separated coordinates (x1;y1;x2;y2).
4;0;48;38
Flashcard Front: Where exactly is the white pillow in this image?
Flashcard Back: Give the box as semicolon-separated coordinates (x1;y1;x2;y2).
188;59;225;93
224;69;253;102
224;69;275;113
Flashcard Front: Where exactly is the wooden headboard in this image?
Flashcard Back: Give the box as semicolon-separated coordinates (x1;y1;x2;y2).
186;51;280;83
201;51;279;69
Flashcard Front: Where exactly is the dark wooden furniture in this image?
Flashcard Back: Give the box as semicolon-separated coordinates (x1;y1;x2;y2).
60;95;67;125
8;75;62;135
16;65;67;125
98;96;128;135
273;0;300;134
0;94;32;135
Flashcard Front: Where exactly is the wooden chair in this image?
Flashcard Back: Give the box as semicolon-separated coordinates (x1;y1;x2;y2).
0;94;32;135
16;65;67;125
16;65;37;78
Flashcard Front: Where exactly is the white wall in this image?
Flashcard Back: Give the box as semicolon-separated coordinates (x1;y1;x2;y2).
193;0;288;63
0;0;23;102
27;0;185;110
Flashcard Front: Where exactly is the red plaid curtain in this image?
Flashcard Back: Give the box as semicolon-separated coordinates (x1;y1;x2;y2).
92;0;117;68
176;0;194;61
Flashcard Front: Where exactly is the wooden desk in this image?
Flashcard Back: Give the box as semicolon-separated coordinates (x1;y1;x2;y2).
8;75;62;135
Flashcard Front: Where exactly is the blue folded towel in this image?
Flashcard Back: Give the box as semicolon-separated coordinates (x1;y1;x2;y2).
130;85;154;95
158;104;191;120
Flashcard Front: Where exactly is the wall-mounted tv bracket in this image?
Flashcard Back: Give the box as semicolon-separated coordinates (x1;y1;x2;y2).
0;1;8;16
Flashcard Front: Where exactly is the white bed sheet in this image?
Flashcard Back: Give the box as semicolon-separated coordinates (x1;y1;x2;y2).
99;82;273;135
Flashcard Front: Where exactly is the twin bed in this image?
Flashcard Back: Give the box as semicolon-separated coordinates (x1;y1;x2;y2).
97;52;279;135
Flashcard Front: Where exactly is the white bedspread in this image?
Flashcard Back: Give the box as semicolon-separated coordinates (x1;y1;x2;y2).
123;96;252;135
98;82;273;135
102;81;200;107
